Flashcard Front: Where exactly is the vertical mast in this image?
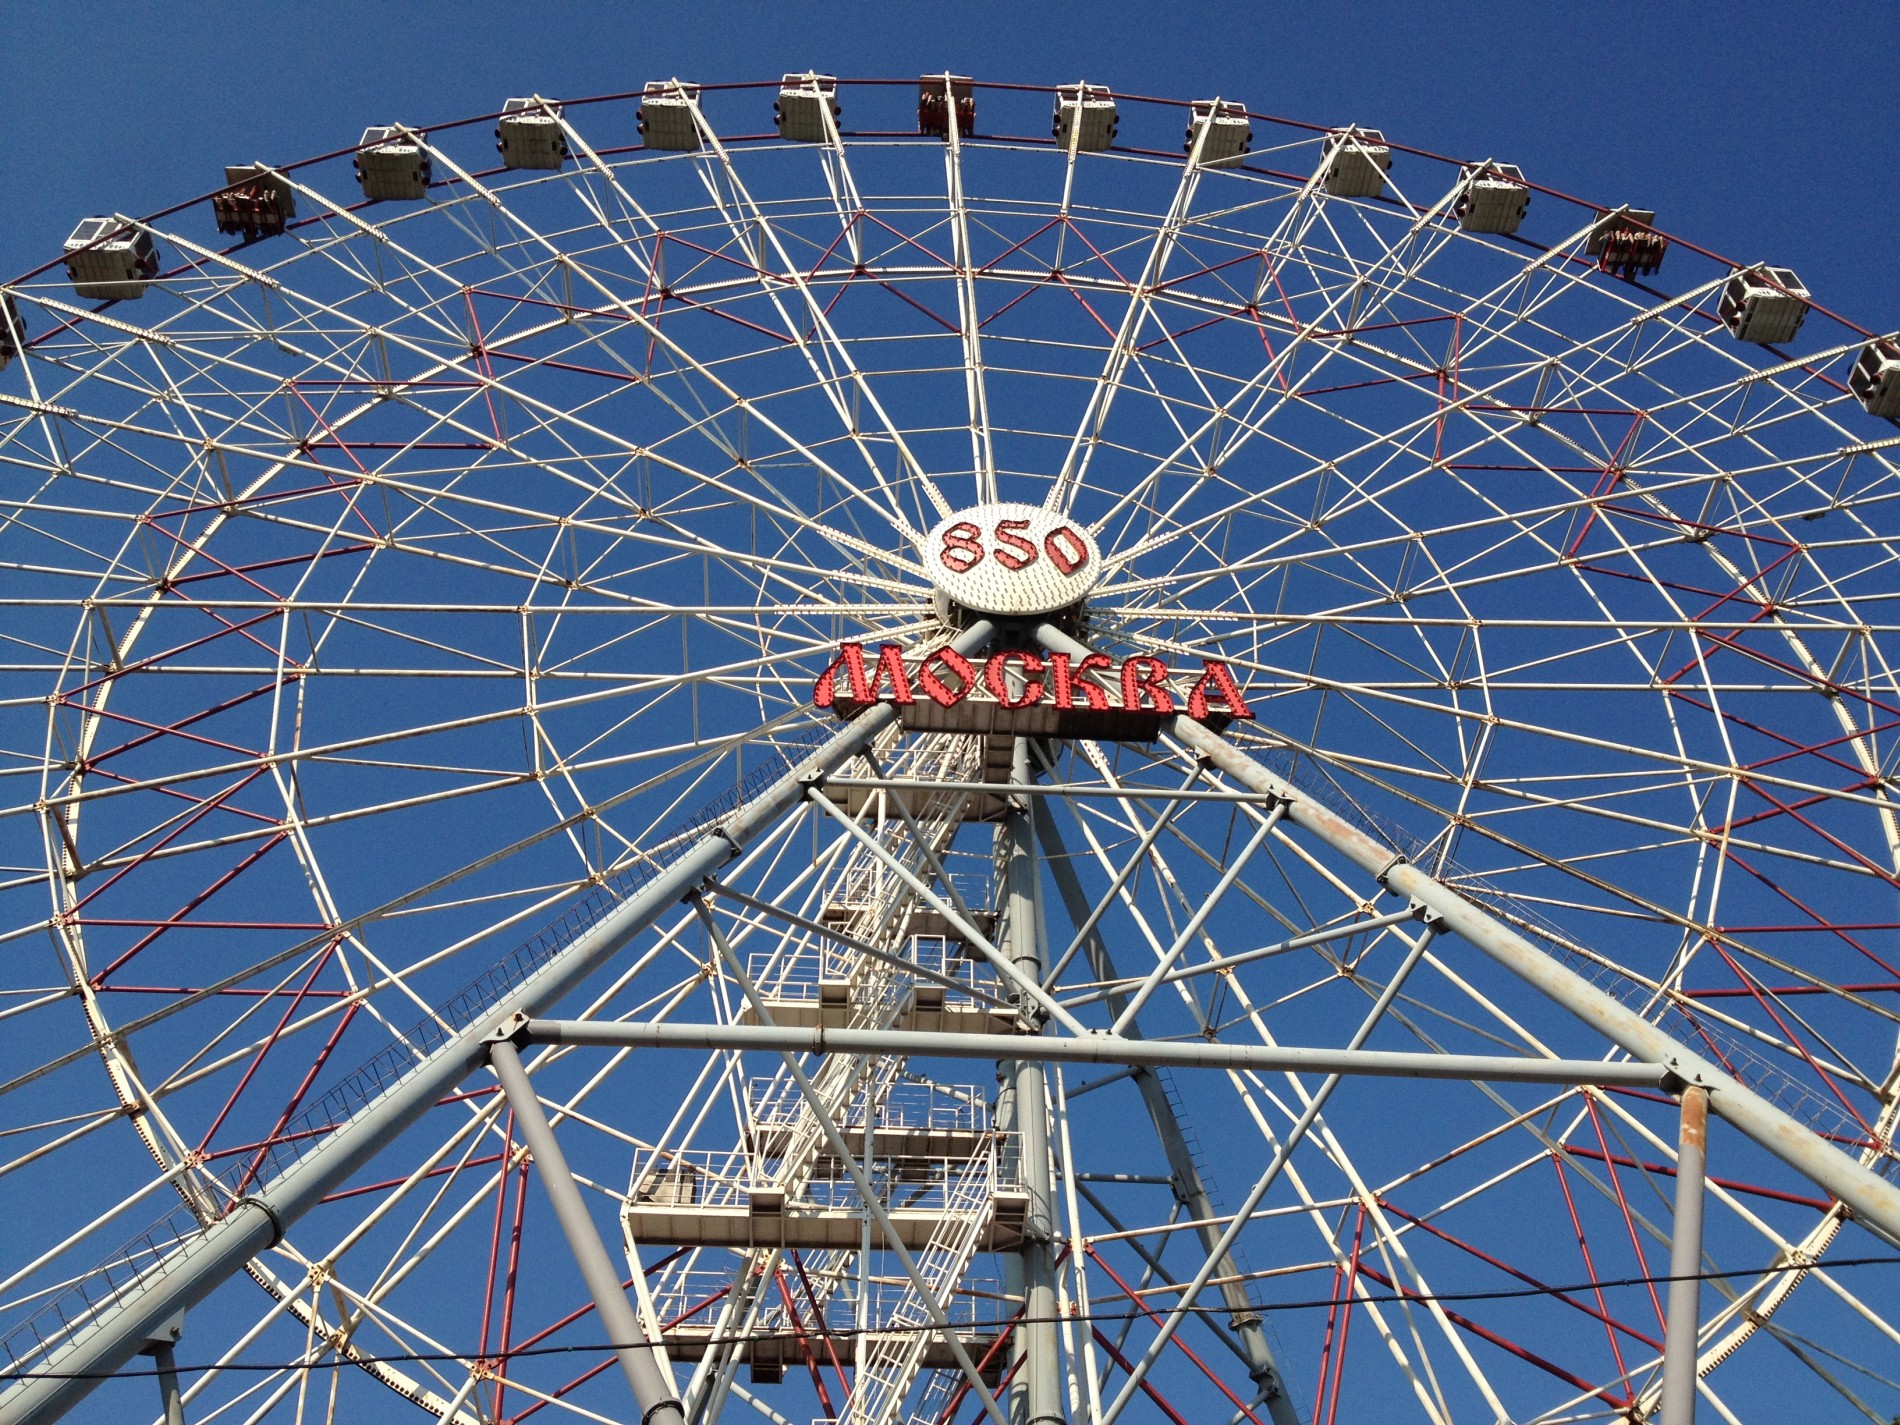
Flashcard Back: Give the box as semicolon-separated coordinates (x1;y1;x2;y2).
999;737;1063;1424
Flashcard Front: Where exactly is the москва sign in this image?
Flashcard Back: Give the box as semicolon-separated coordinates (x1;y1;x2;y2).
814;642;1253;740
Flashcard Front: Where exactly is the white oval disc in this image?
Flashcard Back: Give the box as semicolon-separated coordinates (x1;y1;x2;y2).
920;502;1103;616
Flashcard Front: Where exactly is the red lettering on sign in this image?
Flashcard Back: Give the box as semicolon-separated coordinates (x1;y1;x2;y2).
938;520;984;573
1050;651;1113;710
1187;660;1254;721
812;642;915;708
918;648;976;706
936;517;1091;580
992;518;1038;571
814;644;1249;729
1043;526;1089;576
1120;655;1175;713
984;650;1045;708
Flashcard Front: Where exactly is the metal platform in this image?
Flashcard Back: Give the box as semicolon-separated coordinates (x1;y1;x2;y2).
812;866;1000;939
737;991;1016;1037
656;1327;1003;1383
742;936;1015;1033
624;1197;1028;1251
626;1143;1027;1252
749;1077;996;1162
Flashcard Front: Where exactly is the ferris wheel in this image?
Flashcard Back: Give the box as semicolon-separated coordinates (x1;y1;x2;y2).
1;72;1899;1425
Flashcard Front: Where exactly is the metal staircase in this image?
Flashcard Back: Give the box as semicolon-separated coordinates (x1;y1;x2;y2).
847;1138;998;1425
623;730;1027;1420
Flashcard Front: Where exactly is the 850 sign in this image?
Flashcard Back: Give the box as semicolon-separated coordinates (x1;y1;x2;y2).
921;502;1103;615
938;516;1091;576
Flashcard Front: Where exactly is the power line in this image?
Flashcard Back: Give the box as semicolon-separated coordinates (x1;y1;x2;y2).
5;1255;1897;1382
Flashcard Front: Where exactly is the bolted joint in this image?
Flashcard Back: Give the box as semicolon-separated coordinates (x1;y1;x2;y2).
483;1010;534;1052
137;1314;184;1356
1407;895;1447;931
1374;851;1408;893
1659;1053;1721;1096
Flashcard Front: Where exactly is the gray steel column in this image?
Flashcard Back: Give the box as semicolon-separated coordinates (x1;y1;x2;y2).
1032;621;1900;1248
143;1335;184;1425
488;1035;682;1423
1032;799;1301;1425
1000;739;1063;1425
0;621;997;1425
1660;1086;1709;1425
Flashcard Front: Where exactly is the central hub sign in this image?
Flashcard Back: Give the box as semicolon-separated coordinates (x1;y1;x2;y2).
814;642;1253;741
921;502;1102;616
858;503;1245;740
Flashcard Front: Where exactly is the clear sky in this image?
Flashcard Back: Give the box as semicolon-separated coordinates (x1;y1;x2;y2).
2;0;1896;335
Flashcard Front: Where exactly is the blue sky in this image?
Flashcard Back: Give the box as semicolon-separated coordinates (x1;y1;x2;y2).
3;0;1896;334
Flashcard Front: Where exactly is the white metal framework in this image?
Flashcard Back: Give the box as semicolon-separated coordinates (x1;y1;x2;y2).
0;77;1897;1425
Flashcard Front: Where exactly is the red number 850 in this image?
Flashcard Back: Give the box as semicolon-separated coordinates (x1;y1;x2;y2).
940;518;1090;576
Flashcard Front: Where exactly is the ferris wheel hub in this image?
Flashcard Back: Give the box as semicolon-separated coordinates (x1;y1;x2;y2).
920;501;1102;619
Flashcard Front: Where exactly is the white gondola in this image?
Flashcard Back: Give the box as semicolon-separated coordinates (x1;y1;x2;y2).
775;74;839;144
1321;126;1391;198
1851;338;1900;420
1719;266;1811;345
354;127;431;201
1053;83;1117;152
1185;99;1250;168
639;81;702;151
497;98;569;171
63;218;158;300
1457;162;1529;234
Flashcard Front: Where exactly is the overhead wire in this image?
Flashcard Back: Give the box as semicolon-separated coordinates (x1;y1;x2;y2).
6;1255;1898;1381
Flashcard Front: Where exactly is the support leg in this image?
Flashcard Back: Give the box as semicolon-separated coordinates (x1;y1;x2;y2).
0;641;998;1425
1660;1085;1709;1425
1030;619;1900;1249
1001;738;1064;1425
145;1335;185;1425
487;1035;683;1424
